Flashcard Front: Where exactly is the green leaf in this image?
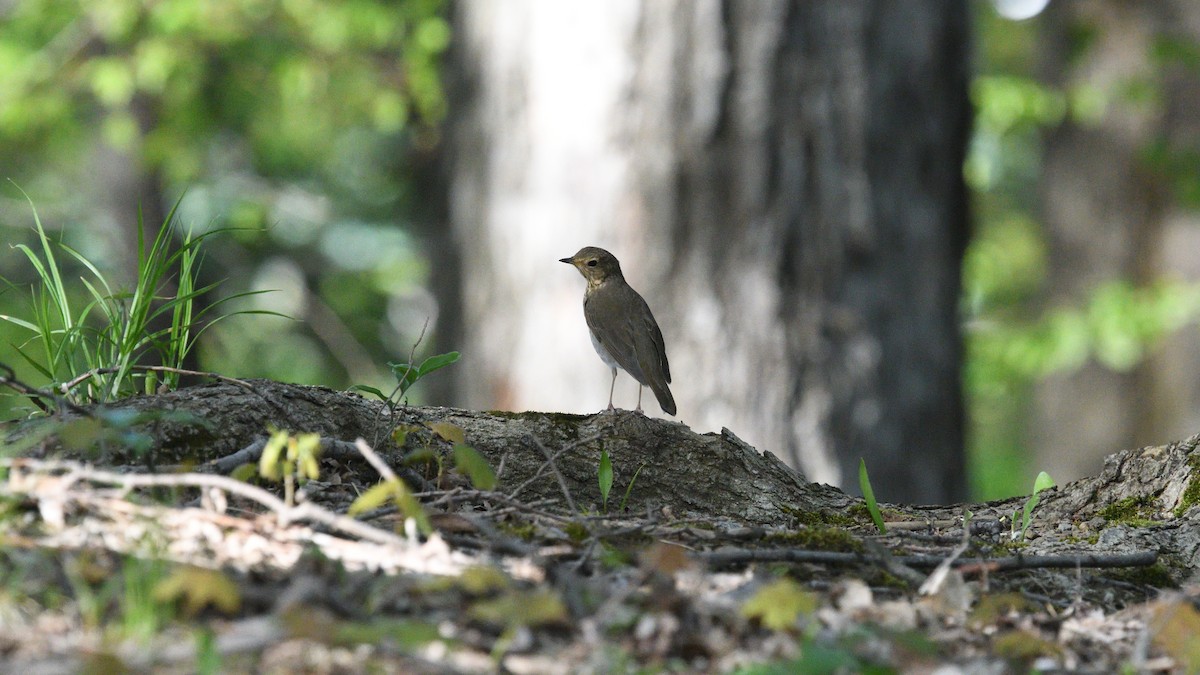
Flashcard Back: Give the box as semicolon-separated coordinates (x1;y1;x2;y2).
402;447;439;466
387;352;460;399
230;463;258;482
388;361;420;387
348;477;431;535
394;479;432;536
1016;470;1056;540
392;423;421;447
416;351;460;376
294;432;322;480
453;444;496;490
741;578;817;631
348;481;398;516
619;462;646;512
348;384;387;400
598;448;613;508
259;429;288;481
1032;471;1056;494
329;619;442;650
859;459;887;534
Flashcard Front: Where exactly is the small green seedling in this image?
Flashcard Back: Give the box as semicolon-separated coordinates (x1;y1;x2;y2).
353;351;461;403
859;458;887;534
598;447;613;510
1011;470;1056;541
258;429;322;507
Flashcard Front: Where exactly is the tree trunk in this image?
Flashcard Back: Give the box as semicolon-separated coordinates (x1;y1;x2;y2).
443;0;969;503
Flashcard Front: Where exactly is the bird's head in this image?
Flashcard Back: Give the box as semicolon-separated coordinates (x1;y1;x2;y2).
559;246;624;288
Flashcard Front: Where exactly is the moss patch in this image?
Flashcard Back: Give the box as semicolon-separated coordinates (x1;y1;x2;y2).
1173;454;1200;517
1098;495;1161;527
1103;562;1177;589
992;630;1063;662
764;527;864;553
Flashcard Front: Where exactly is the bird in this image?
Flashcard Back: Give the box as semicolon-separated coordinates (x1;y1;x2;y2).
559;246;676;416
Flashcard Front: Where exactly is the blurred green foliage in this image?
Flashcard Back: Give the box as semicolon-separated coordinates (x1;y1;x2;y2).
0;0;449;417
965;3;1200;499
0;0;447;179
5;0;1199;505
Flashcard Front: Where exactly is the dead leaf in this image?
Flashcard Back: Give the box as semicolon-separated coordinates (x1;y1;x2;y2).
741;578;817;631
1148;596;1200;673
427;422;465;445
640;542;692;574
153;566;241;616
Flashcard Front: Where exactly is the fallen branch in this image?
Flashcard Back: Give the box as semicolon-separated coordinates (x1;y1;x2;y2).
698;547;1158;572
4;457;406;547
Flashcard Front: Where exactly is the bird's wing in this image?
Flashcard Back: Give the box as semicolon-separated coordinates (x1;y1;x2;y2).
585;290;648;383
631;298;670;385
641;304;670;384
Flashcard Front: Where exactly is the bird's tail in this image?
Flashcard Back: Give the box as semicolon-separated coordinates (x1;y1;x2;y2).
651;381;676;416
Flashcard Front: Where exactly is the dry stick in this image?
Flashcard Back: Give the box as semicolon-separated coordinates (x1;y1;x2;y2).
359;493;563;525
371;317;429;448
4;458;407;548
0;362;92;416
527;435;579;514
58;365;256;394
207;437;386;475
698;547;1158;572
57;366;300;430
884;517;1006;535
354;438;399;482
208;438;269;474
457;491;571;523
918;507;974;596
495;450;510;483
507;433;603;503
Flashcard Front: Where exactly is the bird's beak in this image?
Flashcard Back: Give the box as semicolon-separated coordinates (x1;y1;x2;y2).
558;257;574;265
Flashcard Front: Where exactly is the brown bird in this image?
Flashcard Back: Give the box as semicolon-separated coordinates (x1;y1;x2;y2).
560;246;676;416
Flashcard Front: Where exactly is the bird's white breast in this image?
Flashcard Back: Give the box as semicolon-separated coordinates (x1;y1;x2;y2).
590;330;620;370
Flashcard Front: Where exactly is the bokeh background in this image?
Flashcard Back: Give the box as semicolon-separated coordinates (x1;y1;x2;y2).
3;0;1200;503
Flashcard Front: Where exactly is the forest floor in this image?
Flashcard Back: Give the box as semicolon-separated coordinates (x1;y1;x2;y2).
0;380;1196;673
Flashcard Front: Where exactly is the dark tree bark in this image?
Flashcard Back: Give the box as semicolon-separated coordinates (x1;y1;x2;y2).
442;1;969;503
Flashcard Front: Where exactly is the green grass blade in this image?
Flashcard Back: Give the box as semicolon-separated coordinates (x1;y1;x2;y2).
858;459;888;534
598;448;613;509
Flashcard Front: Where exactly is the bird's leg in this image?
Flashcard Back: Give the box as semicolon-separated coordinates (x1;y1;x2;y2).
636;385;644;413
607;368;618;412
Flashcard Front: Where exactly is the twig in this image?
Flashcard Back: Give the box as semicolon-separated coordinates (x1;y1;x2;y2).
58;365;255;395
4;458;407;548
919;507;973;595
697;547;1158;572
208;438;269;474
507;433;602;502
354;438;399;482
0;362;92;416
527;435;578;514
952;551;1159;573
371;317;430;447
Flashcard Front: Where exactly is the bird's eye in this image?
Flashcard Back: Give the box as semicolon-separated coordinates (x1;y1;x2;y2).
586;259;598;267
